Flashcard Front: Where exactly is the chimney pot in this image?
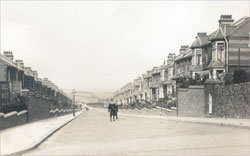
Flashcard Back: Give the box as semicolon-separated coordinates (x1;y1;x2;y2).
219;14;234;26
3;51;14;61
197;32;207;37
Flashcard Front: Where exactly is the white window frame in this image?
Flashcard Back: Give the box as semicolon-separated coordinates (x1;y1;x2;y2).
215;41;225;61
195;48;202;65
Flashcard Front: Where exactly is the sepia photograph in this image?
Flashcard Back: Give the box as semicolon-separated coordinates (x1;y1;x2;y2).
0;0;249;155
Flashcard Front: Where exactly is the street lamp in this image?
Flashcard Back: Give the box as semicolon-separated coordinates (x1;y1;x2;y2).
72;89;76;117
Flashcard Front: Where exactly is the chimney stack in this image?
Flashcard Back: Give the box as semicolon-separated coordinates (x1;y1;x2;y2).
15;60;24;69
3;51;14;61
219;15;234;26
197;32;207;37
32;70;38;78
167;53;176;65
24;67;32;71
180;45;189;54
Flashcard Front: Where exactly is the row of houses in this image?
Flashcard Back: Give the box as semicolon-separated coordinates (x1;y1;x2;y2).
113;15;250;106
0;51;72;113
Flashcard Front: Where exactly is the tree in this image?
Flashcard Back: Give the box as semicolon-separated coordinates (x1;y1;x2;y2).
224;73;234;85
233;69;247;84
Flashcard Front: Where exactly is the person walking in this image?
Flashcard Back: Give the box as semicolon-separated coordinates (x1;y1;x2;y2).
114;102;119;119
108;99;116;122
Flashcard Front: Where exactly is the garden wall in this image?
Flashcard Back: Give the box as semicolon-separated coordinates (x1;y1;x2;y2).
0;111;27;130
177;85;205;117
0;96;78;130
27;96;51;122
205;82;250;118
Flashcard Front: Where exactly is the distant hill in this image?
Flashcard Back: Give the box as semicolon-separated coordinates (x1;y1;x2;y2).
64;89;114;103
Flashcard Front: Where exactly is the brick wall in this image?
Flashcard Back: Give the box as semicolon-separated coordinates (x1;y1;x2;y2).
27;96;51;122
228;39;250;68
0;96;78;130
177;85;205;117
205;82;249;118
0;111;27;130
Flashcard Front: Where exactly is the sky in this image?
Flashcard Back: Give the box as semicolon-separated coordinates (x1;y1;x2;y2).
1;1;249;92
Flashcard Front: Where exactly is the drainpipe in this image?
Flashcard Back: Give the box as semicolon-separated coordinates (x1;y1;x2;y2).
220;25;229;73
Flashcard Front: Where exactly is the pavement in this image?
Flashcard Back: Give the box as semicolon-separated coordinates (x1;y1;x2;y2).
0;110;84;156
90;107;250;129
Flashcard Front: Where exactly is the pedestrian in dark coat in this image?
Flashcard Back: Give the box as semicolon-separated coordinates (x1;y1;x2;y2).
108;99;116;122
114;103;118;119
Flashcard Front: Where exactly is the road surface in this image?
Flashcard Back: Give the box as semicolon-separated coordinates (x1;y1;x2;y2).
24;110;249;155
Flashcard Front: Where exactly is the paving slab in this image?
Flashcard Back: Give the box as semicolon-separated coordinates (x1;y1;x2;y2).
0;111;83;156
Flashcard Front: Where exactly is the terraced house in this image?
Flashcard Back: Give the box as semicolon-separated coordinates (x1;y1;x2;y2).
207;15;250;81
162;53;176;97
189;32;210;80
173;45;192;79
150;66;162;101
113;15;250;107
0;51;72;114
142;70;153;101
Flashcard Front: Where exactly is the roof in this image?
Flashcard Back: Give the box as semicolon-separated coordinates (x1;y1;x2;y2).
175;48;192;62
190;65;203;72
152;67;161;75
149;84;160;89
190;35;209;48
209;16;250;41
163;80;174;85
209;28;226;41
0;54;23;70
207;61;225;69
228;17;250;38
143;71;152;79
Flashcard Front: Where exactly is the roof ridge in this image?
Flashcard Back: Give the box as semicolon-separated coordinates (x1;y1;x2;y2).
228;17;250;37
232;16;249;26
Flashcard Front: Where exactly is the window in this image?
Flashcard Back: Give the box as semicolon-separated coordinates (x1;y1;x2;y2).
196;50;202;65
205;54;208;62
197;55;201;65
217;43;224;60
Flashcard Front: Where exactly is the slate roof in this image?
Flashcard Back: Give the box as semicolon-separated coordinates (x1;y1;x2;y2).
163;80;174;85
175;48;192;62
209;16;249;41
228;17;250;38
190;65;203;72
0;54;23;71
190;34;209;48
207;61;225;69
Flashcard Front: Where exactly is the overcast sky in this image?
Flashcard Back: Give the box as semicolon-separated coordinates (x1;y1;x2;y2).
1;1;249;92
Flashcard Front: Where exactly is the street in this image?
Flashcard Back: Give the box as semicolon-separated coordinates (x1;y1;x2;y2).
23;110;249;155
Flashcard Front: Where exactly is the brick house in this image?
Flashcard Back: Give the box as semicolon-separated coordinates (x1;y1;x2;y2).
162;53;176;97
142;70;153;101
190;33;210;80
0;51;72;113
207;15;250;81
173;45;192;78
150;67;162;101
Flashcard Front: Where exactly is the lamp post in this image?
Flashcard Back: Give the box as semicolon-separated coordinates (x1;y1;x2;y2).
72;89;76;117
